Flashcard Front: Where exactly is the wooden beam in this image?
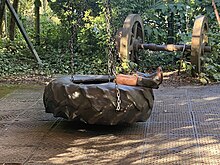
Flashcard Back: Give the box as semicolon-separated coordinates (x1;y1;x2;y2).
212;0;220;27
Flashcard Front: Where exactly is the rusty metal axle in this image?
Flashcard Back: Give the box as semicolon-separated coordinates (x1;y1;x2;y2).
118;14;210;73
138;43;211;53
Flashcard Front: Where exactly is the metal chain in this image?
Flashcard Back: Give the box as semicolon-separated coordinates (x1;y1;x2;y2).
105;0;121;112
178;44;186;75
115;84;122;111
68;1;76;81
182;44;186;55
69;1;85;81
70;24;76;80
105;1;115;76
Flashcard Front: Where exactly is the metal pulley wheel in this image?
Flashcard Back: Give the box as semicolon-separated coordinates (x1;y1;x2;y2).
191;15;209;73
118;14;144;63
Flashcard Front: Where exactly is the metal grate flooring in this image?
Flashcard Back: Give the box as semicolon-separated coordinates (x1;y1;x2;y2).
0;84;220;164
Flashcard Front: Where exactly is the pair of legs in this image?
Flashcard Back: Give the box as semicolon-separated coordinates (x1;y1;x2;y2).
116;67;163;89
136;66;163;87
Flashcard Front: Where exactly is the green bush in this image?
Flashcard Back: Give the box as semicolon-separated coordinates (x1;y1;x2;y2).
0;0;219;82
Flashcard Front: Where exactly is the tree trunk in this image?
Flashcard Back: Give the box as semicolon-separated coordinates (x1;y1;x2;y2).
212;0;220;27
167;0;175;44
35;0;41;45
42;0;47;12
0;0;6;36
167;12;175;44
9;0;19;41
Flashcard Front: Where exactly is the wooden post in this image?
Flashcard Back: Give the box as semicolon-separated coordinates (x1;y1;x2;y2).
212;0;220;27
4;4;8;36
167;12;175;44
167;0;175;44
34;0;41;45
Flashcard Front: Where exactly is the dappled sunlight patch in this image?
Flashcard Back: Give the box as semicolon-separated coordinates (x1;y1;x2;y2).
46;135;145;164
198;136;220;164
203;96;220;101
141;135;201;164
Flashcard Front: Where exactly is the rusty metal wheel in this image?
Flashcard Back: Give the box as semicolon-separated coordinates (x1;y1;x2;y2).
43;76;154;125
119;14;144;63
191;15;209;73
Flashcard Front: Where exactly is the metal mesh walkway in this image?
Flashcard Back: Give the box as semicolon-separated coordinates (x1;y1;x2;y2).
0;84;220;165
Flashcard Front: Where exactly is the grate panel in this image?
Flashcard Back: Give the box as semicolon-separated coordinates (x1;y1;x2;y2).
147;122;194;135
13;88;43;94
0;83;220;164
153;102;189;113
193;113;220;123
142;134;199;165
4;120;54;133
17;109;56;121
0;101;36;111
196;122;220;135
197;135;220;164
8;92;42;99
0;146;34;163
187;85;220;96
150;112;191;123
0;131;45;147
191;103;220;113
50;120;147;136
0;122;11;130
30;134;144;165
190;98;220;105
154;98;187;105
0;110;23;121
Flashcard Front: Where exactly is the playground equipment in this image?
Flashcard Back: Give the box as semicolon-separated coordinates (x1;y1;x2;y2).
43;14;210;125
116;14;210;73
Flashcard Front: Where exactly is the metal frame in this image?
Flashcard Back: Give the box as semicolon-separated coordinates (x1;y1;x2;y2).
5;0;42;65
117;14;211;73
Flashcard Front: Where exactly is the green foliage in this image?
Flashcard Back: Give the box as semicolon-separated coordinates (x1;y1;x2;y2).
0;0;219;83
0;44;38;76
203;36;220;81
194;2;220;82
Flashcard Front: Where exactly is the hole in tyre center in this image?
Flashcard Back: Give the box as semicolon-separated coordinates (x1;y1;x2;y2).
72;81;110;84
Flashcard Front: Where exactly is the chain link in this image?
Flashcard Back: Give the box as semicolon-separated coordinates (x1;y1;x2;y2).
115;84;122;111
105;1;115;75
68;1;85;81
68;1;76;81
70;24;76;80
105;0;121;112
178;44;186;75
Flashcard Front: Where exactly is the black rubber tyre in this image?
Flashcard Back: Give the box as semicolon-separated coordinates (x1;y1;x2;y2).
43;76;154;125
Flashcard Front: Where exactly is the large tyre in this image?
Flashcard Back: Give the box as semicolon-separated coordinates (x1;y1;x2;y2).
43;76;154;125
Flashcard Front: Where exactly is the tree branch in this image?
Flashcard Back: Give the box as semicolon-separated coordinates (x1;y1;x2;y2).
212;0;220;27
